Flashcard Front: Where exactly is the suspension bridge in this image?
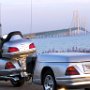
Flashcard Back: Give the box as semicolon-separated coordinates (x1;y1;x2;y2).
25;10;88;39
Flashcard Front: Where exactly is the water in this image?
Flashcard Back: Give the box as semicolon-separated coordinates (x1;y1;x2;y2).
32;34;90;53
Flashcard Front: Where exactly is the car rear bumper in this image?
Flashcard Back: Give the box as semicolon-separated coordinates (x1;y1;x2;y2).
0;69;29;80
56;76;90;89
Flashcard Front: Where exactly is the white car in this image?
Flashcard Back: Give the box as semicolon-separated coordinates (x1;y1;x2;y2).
27;52;90;90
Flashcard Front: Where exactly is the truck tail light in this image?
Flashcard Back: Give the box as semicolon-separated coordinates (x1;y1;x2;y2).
29;43;35;49
8;47;19;52
65;66;79;75
5;62;15;69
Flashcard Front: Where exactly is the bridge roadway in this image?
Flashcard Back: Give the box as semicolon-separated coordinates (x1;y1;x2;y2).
0;81;84;90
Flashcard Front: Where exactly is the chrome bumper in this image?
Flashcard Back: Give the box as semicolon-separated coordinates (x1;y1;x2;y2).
0;69;29;81
56;76;90;88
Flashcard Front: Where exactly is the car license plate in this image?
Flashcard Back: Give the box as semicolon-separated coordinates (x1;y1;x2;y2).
19;57;26;70
83;63;90;73
21;44;28;51
20;72;28;77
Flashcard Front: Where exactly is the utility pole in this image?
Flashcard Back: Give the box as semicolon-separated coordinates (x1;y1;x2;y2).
0;3;1;37
31;0;32;34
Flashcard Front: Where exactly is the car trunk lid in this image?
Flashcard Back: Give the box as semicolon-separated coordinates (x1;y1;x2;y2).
38;52;90;63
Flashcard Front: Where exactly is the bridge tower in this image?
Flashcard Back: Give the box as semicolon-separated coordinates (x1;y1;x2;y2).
73;10;80;34
70;10;87;35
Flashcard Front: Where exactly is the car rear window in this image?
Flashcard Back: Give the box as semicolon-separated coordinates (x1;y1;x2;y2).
10;35;22;41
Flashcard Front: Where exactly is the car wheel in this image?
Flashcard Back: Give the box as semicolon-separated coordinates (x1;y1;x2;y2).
11;77;25;87
42;70;57;90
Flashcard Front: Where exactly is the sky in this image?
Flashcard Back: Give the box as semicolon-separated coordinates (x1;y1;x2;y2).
0;0;90;35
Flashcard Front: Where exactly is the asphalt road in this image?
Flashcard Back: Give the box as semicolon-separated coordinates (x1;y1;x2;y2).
0;81;43;90
0;81;85;90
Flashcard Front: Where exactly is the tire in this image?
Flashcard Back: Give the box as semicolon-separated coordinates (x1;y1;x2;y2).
42;70;57;90
11;77;25;87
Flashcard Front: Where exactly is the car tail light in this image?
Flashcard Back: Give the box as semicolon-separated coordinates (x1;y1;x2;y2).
65;66;79;75
29;43;35;49
8;47;19;52
5;62;15;69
